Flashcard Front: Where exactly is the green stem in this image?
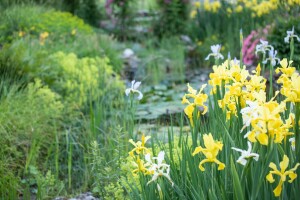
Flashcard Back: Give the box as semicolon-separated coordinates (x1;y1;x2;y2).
295;103;300;162
262;53;266;75
269;63;273;100
290;37;294;61
240;29;243;69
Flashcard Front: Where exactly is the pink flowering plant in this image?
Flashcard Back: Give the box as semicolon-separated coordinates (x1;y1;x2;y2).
242;25;272;66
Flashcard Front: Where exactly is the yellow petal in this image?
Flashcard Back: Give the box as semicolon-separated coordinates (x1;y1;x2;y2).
199;159;209;171
269;162;278;171
129;139;137;147
288;172;297;183
202;105;208;115
280;155;289;172
199;84;207;93
256;63;261;76
192;146;203;156
184;104;194;117
257;133;269;146
182;95;190;104
290;163;300;172
203;133;215;149
280;58;288;68
217;162;225;170
187;83;197;95
266;173;275;183
273;181;283;197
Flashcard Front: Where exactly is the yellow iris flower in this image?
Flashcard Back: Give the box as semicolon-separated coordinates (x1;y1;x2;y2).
182;84;208;126
132;157;150;175
266;155;300;197
192;133;225;171
129;134;151;157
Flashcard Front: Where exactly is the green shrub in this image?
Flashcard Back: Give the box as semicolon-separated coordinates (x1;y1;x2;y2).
45;51;124;108
154;0;189;38
0;5;92;44
0;78;64;195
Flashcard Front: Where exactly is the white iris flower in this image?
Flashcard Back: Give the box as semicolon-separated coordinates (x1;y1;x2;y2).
145;151;174;186
262;49;280;67
232;141;259;166
284;26;300;43
255;39;274;55
125;80;143;100
205;44;224;61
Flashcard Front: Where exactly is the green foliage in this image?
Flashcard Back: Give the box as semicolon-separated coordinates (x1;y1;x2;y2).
106;0;137;40
0;79;63;171
61;0;102;26
0;77;65;197
36;170;65;199
22;166;65;199
190;34;229;68
0;5;92;44
45;51;124;108
154;0;189;38
187;0;274;67
0;0;101;26
136;36;185;84
0;38;124;109
268;16;300;66
0;160;19;199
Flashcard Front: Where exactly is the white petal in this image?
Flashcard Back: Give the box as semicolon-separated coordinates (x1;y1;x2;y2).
157;151;165;165
205;54;211;60
133;81;141;90
219;54;224;60
145;153;152;163
131;80;135;88
237;158;247;166
137;91;143;100
284;36;289;43
125;88;131;96
232;147;244;153
247;141;252;152
271;59;276;67
251;153;259;161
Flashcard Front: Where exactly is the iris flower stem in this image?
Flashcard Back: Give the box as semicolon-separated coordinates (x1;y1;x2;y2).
211;166;214;193
295;103;300;162
129;94;135;138
290;37;294;61
215;57;219;66
262;53;266;75
268;63;273;100
240;29;243;69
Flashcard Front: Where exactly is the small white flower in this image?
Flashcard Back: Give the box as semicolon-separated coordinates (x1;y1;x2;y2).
125;80;143;100
284;26;300;43
232;141;259;166
255;39;274;55
205;44;224;60
240;101;259;131
146;151;174;186
289;137;295;151
262;49;280;67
